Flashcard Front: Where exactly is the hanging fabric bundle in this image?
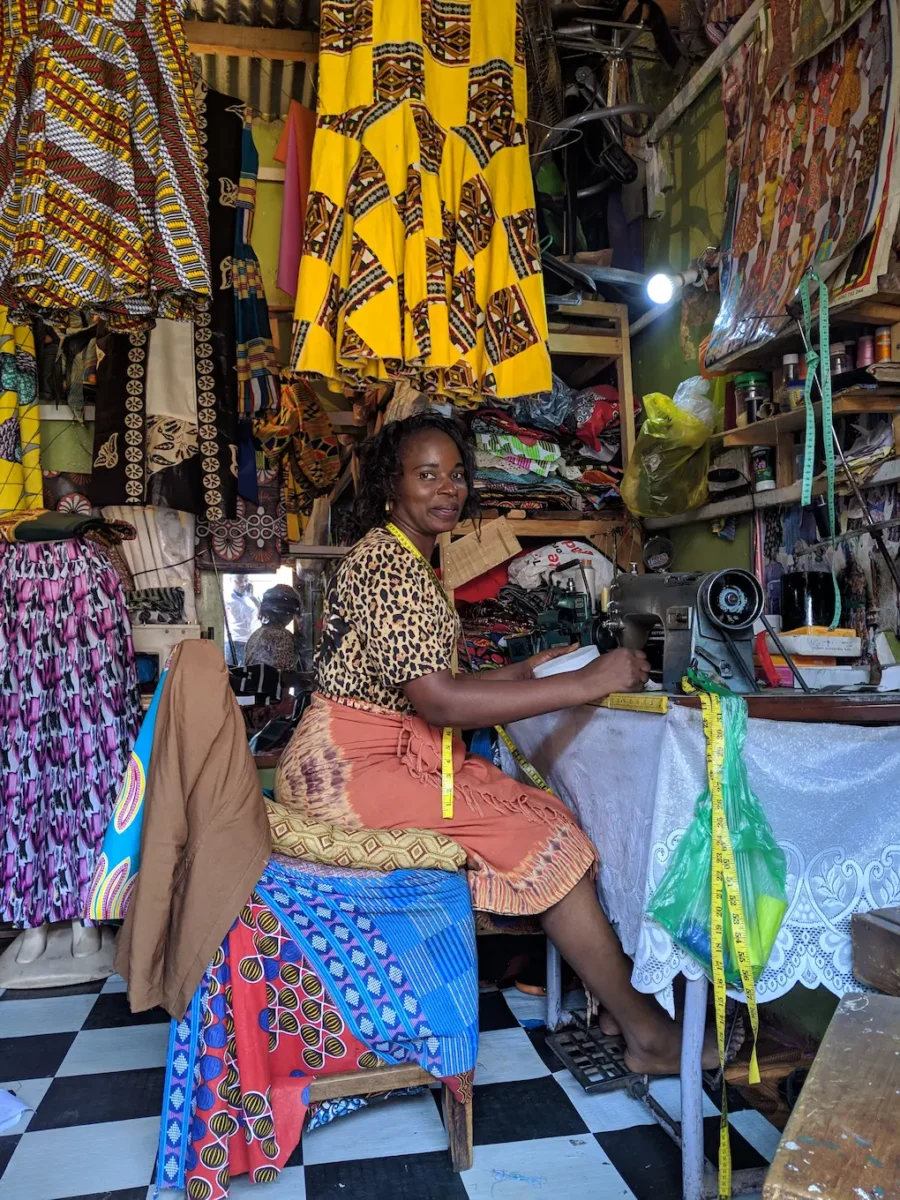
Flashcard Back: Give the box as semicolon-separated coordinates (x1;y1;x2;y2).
290;0;551;402
0;0;211;326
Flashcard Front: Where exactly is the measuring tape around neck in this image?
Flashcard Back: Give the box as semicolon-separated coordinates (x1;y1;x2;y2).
385;523;457;818
698;690;761;1199
385;523;557;815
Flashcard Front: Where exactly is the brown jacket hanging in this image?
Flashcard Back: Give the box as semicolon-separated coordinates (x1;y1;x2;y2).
115;640;271;1019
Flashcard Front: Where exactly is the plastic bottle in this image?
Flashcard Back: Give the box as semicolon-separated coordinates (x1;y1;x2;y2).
751;446;776;491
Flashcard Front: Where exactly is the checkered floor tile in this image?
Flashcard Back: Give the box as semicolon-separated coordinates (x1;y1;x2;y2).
0;978;776;1199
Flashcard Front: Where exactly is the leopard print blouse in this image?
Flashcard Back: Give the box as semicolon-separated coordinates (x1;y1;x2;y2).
316;526;460;713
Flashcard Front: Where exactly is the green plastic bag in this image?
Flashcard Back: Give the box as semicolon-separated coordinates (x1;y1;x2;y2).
647;692;788;985
621;384;714;518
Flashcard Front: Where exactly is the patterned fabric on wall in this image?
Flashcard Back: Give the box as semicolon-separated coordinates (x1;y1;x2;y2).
707;0;898;368
234;119;280;415
0;306;39;515
0;0;210;326
253;379;341;543
290;0;551;403
196;466;287;570
88;82;245;521
767;0;878;87
89;318;237;519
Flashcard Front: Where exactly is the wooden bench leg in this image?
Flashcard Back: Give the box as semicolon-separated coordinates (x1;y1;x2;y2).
442;1082;473;1172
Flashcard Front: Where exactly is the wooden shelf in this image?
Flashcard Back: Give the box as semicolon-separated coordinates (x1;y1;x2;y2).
719;392;900;448
546;300;635;466
643;456;900;530
185;21;318;61
707;290;900;374
452;515;630;538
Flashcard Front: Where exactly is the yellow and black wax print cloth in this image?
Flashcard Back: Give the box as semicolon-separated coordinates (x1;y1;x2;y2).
290;0;551;403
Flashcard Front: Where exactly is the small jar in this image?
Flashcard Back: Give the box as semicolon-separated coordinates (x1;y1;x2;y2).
857;335;875;368
779;353;801;412
735;372;771;425
875;326;892;361
830;342;850;376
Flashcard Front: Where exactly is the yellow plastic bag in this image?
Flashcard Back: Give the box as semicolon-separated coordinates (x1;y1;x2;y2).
621;385;714;518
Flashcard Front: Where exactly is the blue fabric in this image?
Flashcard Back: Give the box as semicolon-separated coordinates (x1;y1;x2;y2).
469;727;494;761
157;857;478;1190
86;664;169;921
259;857;479;1076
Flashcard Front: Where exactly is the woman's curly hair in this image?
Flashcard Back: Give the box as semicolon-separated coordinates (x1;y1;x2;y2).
353;412;479;535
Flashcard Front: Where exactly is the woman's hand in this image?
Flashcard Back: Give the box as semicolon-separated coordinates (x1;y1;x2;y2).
575;648;650;701
519;643;581;678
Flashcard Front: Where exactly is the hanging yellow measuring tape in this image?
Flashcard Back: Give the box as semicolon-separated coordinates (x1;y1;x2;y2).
386;523;459;818
386;523;558;815
697;690;761;1199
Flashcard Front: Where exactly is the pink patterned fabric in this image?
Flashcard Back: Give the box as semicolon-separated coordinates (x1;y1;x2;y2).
0;538;141;926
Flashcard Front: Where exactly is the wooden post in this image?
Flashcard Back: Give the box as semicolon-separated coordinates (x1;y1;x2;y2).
443;1083;473;1172
614;303;636;468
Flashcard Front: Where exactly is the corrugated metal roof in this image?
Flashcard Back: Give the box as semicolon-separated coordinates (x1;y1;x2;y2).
194;53;314;117
185;0;317;117
186;0;317;29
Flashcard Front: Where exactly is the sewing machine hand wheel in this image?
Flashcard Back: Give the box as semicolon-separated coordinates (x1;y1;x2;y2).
699;569;764;631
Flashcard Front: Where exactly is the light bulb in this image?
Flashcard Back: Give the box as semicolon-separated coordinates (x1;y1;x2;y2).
646;273;675;305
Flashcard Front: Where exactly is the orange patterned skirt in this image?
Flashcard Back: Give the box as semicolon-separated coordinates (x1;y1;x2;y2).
274;694;597;916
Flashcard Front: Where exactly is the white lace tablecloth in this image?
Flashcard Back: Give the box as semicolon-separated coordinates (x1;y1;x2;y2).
500;704;900;1013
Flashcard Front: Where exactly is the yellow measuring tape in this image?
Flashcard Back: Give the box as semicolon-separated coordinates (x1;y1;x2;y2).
386;523;558;816
598;692;669;715
697;690;761;1199
386;523;458;818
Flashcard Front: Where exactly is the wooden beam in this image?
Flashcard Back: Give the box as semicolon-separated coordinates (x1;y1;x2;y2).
549;333;623;357
307;1065;434;1102
646;0;764;145
185;21;318;62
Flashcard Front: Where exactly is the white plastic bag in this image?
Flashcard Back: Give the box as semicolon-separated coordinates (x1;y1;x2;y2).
507;539;615;591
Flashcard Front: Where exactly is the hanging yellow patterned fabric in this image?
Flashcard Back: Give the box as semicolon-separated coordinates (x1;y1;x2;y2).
290;0;551;404
0;306;40;516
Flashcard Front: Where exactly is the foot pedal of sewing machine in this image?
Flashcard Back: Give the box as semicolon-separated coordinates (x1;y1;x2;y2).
545;1024;641;1093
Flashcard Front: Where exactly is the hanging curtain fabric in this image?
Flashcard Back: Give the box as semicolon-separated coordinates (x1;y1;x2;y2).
0;0;210;326
0;306;40;515
234;116;280;415
89;317;236;519
253;378;341;543
273;100;318;298
290;0;551;403
88;80;246;520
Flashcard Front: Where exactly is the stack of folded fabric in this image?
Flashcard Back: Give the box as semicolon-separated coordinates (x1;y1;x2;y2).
468;376;624;513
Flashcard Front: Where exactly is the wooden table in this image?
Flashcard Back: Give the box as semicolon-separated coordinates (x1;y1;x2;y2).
764;994;900;1200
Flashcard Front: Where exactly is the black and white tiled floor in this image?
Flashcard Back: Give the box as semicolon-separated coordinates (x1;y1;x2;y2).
0;977;779;1199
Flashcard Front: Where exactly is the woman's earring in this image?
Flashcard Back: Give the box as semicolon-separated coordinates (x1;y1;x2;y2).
385;499;392;514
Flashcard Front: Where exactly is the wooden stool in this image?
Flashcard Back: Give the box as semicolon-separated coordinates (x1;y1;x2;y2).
763;993;900;1199
307;1063;473;1171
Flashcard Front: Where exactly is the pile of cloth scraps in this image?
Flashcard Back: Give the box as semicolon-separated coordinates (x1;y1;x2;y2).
457;585;550;671
469;379;623;512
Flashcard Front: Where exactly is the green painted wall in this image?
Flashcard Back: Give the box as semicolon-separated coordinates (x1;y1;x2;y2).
632;77;751;572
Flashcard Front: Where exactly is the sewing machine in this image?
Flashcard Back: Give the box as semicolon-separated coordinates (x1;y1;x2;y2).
604;569;764;693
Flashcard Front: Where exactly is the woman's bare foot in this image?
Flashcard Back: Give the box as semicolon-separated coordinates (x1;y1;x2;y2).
597;1008;622;1037
623;1019;719;1076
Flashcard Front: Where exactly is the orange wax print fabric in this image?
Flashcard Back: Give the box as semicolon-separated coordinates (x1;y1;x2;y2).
274;694;598;916
290;0;551;403
253;378;341;543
